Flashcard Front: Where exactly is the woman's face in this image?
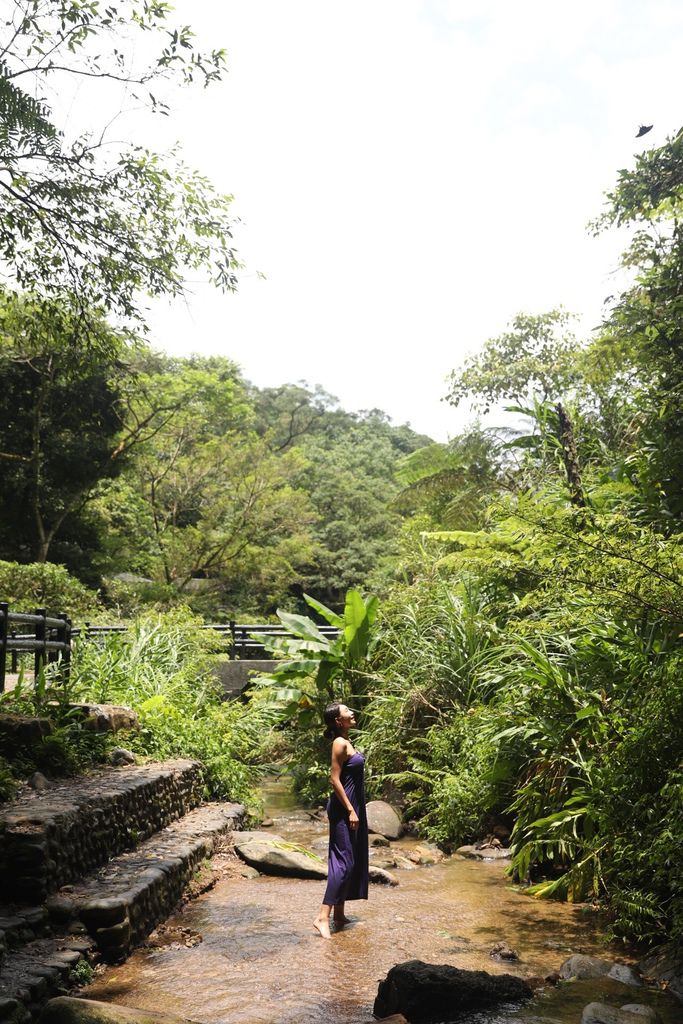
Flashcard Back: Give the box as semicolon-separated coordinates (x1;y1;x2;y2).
336;705;357;730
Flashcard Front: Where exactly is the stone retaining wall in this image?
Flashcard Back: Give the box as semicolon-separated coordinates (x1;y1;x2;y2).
0;762;203;904
56;803;244;961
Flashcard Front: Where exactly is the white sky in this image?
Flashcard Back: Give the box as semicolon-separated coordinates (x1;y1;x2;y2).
88;2;683;438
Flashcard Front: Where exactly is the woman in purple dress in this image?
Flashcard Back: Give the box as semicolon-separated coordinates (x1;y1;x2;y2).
313;702;368;939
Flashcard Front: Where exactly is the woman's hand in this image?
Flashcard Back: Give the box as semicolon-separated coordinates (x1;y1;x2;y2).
348;808;359;830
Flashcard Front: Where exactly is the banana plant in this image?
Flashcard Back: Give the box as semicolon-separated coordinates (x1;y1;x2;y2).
249;589;378;728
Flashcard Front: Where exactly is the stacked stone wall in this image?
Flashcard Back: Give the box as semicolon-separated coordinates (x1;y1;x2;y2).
0;761;203;904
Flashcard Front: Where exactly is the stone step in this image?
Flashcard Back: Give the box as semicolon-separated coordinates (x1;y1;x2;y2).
0;934;95;1023
49;802;244;963
0;761;203;904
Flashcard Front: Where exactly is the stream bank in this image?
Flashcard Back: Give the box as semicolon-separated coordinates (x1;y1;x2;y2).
84;777;679;1024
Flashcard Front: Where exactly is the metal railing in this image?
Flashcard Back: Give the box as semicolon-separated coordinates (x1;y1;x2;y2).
222;621;340;660
75;620;340;659
0;603;72;693
0;607;340;691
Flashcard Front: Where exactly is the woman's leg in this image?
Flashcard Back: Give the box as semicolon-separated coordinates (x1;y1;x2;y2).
332;901;350;927
313;903;332;939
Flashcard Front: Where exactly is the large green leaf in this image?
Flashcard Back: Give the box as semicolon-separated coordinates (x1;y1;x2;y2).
344;589;370;663
343;589;367;642
258;634;329;656
303;592;344;628
365;595;379;626
271;659;323;678
276;610;327;643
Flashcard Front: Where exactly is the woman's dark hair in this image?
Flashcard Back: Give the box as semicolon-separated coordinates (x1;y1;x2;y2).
323;702;342;741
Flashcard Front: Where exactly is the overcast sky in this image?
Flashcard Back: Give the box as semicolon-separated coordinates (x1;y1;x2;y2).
107;2;683;438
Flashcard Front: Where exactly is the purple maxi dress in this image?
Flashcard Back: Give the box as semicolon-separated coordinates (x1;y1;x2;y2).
322;751;369;906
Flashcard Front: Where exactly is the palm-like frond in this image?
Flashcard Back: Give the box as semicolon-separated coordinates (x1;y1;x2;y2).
0;64;59;156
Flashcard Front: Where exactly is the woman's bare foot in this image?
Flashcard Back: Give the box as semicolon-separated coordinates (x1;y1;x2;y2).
313;918;331;939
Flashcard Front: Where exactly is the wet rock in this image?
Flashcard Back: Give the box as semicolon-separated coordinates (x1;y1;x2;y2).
373;959;532;1022
371;856;398;870
376;958;532;1024
146;925;202;950
368;866;398;886
0;997;28;1024
560;955;613;980
240;867;260;879
392;856;418;871
38;997;203;1024
260;818;274;828
29;773;50;793
639;946;683;1004
233;837;327;879
233;830;284;844
407;844;443;866
455;844;511;861
608;964;643;987
581;1003;661;1024
366;801;403;840
489;943;519;961
371;836;390;848
620;1007;663;1023
59;937;95;954
109;748;136;767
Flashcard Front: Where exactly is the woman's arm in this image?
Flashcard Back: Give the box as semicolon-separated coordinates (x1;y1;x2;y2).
330;737;359;828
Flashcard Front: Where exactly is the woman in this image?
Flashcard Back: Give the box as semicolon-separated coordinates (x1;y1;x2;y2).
313;702;369;939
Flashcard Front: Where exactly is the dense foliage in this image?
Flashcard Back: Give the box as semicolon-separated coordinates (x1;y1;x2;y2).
0;323;427;614
68;611;265;803
0;611;265;807
0;0;237;324
353;130;683;949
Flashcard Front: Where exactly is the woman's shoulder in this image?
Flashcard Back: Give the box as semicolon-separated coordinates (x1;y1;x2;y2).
332;736;353;757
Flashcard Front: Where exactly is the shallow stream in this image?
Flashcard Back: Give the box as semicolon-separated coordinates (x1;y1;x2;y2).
87;777;679;1024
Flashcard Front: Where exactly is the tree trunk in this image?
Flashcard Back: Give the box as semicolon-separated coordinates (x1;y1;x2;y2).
555;403;586;508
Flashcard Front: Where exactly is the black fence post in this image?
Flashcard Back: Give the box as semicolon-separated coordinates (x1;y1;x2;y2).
60;613;72;685
229;619;236;660
0;601;8;694
34;607;46;682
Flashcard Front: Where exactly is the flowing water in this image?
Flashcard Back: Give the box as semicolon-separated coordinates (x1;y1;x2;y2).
87;778;679;1024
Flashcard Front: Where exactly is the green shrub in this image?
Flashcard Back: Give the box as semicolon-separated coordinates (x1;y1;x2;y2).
0;560;98;620
0;668;109;786
70;609;265;806
387;708;505;845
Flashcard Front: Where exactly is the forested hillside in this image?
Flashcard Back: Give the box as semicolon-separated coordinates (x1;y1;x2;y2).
0;320;429;615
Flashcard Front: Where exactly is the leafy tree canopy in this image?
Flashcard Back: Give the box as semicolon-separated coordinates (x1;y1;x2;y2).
0;0;238;325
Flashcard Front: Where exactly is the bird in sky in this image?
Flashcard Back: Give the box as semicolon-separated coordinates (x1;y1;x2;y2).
636;125;653;137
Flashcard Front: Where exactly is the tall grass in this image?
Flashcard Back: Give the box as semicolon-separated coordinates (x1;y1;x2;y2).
69;609;268;806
